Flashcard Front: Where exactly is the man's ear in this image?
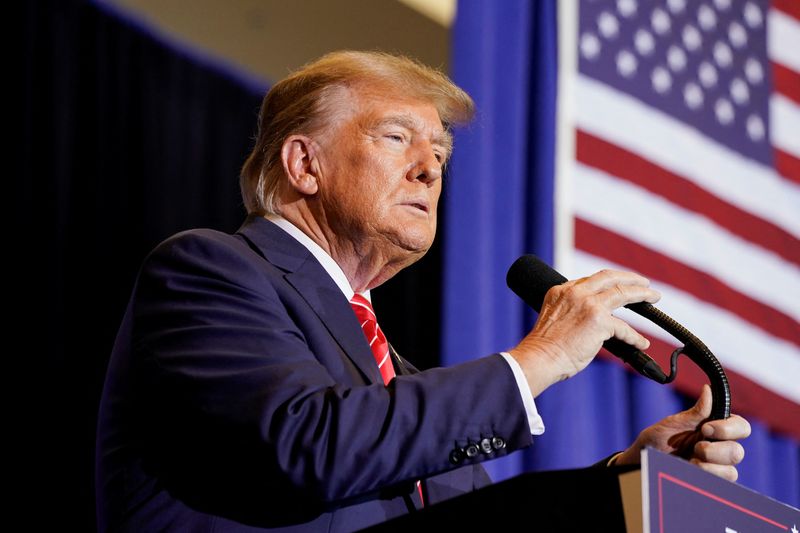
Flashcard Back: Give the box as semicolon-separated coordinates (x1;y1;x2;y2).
281;135;320;196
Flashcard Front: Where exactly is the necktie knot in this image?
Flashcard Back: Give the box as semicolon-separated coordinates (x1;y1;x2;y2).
349;294;395;385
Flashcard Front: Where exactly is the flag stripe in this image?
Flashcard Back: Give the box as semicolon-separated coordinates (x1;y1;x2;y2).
770;94;800;158
575;218;800;347
576;76;800;237
771;61;800;104
572;251;800;404
576;129;800;265
768;8;800;72
776;148;800;184
573;162;800;322
772;0;800;21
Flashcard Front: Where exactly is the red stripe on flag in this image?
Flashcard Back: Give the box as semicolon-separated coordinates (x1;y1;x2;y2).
575;218;800;347
599;336;800;440
772;0;800;20
772;61;800;105
775;148;800;185
576;130;800;266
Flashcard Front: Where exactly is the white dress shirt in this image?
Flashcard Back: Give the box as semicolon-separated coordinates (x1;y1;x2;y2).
266;215;544;435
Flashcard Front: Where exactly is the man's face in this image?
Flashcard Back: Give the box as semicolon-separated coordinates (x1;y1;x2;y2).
313;87;450;261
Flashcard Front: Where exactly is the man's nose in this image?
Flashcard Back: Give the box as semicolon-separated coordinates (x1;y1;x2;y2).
407;146;442;186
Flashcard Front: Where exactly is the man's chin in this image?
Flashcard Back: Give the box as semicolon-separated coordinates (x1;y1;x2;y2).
389;229;435;256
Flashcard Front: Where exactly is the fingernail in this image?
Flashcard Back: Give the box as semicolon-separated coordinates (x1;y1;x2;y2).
702;425;715;438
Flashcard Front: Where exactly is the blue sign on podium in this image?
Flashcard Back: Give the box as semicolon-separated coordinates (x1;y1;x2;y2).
633;448;800;533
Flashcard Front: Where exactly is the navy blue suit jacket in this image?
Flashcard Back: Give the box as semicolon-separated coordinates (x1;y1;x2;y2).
96;216;532;532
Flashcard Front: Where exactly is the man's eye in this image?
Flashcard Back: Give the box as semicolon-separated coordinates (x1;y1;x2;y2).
386;134;405;143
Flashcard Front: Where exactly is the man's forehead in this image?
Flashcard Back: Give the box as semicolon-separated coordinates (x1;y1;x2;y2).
352;93;449;143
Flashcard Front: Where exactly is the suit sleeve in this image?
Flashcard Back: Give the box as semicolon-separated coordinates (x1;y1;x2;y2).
131;230;532;506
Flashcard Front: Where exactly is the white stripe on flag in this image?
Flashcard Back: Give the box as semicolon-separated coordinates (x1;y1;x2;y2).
576;75;800;237
572;251;800;404
770;94;800;158
573;162;800;321
768;8;800;72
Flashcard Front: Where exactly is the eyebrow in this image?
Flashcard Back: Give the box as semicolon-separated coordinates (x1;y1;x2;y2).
371;114;453;157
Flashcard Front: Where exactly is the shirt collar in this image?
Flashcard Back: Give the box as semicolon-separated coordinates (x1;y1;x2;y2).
265;214;370;302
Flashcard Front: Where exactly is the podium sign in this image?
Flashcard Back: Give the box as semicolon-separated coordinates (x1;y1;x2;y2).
639;448;799;533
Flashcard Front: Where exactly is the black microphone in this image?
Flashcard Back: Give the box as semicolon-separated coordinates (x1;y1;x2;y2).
506;254;668;383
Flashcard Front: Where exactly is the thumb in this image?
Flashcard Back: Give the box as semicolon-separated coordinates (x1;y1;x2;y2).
687;384;713;426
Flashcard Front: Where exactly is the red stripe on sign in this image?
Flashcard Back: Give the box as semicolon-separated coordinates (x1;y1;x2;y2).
772;61;800;105
599;336;800;441
658;473;789;529
575;218;800;348
775;148;800;185
575;130;800;266
772;0;800;20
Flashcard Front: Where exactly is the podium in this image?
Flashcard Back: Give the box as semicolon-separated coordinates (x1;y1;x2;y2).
365;449;799;532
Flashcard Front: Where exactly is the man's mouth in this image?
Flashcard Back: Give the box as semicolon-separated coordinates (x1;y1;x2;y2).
402;200;430;213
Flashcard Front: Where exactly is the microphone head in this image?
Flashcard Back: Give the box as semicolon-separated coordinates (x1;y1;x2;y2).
506;255;568;311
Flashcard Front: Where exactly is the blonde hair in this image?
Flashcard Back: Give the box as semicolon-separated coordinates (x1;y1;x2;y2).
239;50;475;215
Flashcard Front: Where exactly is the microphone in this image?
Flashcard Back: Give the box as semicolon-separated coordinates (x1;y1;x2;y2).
506;255;668;382
506;254;731;420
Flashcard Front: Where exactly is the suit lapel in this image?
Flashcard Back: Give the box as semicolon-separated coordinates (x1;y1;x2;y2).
284;263;383;384
236;216;383;384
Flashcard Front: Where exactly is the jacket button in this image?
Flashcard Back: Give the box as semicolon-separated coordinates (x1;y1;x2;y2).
491;436;506;450
449;448;464;464
480;438;493;454
465;443;480;458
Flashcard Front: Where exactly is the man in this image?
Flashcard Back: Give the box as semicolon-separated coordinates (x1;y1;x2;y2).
96;51;749;532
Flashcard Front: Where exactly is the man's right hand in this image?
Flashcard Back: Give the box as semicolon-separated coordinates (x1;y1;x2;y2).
508;269;661;397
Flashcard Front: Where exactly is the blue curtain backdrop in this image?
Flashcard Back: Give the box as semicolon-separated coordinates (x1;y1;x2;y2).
444;0;799;507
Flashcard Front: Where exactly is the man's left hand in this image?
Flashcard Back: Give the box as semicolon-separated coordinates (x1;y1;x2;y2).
614;384;751;481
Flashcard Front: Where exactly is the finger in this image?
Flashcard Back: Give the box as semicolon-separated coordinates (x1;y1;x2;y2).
689;384;713;422
693;440;745;466
702;414;751;440
554;272;661;310
689;459;739;482
598;284;662;309
578;269;652;292
610;316;651;350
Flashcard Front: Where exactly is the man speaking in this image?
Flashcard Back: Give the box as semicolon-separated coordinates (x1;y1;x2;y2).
96;51;749;532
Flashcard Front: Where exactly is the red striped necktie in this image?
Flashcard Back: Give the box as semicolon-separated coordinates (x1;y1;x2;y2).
349;294;425;506
349;294;396;385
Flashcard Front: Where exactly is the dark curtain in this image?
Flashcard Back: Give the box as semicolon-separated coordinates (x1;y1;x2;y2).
19;1;442;528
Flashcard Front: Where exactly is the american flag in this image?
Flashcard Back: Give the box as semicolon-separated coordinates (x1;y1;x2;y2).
556;0;799;437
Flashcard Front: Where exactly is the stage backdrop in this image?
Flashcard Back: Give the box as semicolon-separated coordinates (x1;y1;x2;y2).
444;0;799;507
